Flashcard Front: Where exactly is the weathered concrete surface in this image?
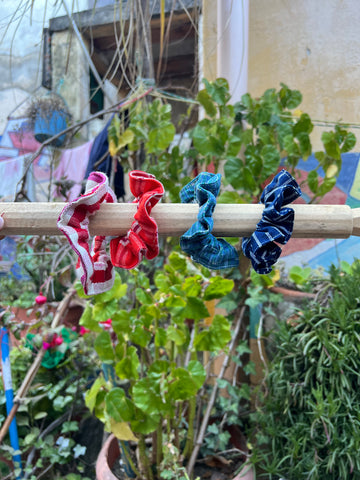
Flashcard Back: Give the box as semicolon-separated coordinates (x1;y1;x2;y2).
248;0;360;148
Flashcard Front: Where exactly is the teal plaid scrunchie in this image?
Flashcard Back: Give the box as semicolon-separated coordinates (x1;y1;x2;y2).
180;172;239;270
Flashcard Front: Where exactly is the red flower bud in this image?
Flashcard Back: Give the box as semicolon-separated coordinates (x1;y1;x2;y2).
35;292;47;305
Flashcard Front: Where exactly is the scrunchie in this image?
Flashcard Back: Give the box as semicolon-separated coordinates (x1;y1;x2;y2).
242;169;302;274
180;172;239;270
110;170;164;269
57;171;116;295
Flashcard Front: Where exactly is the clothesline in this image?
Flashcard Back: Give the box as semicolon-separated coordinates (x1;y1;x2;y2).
0;202;358;238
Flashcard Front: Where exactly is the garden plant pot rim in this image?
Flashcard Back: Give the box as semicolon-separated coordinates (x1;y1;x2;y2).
96;434;255;480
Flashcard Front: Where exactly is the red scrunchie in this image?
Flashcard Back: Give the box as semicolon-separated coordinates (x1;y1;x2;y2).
110;170;164;269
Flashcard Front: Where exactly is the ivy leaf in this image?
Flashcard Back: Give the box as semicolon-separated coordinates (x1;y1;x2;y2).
204;277;234;300
204;78;230;105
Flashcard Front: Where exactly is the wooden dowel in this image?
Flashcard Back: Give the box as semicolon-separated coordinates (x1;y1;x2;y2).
0;202;358;238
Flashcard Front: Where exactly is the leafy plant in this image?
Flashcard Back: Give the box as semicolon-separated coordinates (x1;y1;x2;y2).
0;324;100;480
251;260;360;479
80;254;239;478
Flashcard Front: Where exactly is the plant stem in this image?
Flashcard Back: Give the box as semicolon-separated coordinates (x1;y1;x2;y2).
139;434;154;480
182;396;196;460
186;305;246;476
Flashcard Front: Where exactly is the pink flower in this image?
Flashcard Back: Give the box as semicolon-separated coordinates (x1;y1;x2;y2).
99;318;112;331
79;326;90;336
42;333;63;350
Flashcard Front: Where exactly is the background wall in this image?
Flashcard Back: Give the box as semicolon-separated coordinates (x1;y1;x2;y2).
248;0;360;148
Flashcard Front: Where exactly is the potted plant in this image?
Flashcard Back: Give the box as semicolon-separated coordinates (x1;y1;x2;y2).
250;260;360;479
26;93;70;147
79;255;254;479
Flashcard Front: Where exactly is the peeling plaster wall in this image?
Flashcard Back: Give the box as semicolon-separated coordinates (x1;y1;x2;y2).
248;0;360;148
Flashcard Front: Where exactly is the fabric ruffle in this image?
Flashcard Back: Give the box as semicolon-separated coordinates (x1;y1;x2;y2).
110;170;164;269
180;172;239;270
57;171;116;295
242;169;302;274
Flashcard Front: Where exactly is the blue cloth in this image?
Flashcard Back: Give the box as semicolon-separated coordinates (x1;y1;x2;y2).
242;169;302;274
180;172;239;270
85;115;125;198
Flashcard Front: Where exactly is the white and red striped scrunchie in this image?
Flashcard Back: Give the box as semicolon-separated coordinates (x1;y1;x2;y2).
57;171;116;295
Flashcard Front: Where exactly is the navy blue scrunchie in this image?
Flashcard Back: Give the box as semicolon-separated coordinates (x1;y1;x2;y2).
180;172;239;270
242;169;302;274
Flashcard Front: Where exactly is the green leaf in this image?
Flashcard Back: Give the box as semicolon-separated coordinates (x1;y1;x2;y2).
293;113;313;135
197;89;217;117
115;346;139;380
92;300;118;323
217;190;244;204
85;376;108;412
182;275;202;297
307;170;319;193
224;157;244;189
105;388;135;422
79;305;102;332
227;135;242;156
204;78;230;105
133;378;165;415
146;123;175;153
187;360;206;389
94;274;127;304
340;131;356;153
261;145;281;174
130;325;151;348
183;297;210;320
94;331;115;363
168;368;199;401
297;132;312;159
318;177;336;196
194;315;231;351
155;327;167;347
112;310;132;335
204;277;234;300
136;288;153;305
166;325;187;346
191;124;212;155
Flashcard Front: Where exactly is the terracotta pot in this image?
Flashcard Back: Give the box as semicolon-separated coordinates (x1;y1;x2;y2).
96;434;255;480
96;435;120;480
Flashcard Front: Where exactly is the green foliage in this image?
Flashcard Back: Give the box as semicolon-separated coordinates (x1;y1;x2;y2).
0;327;100;479
251;260;360;479
81;255;235;477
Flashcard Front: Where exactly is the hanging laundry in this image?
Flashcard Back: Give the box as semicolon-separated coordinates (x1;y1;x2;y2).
53;140;94;201
85;115;125;199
